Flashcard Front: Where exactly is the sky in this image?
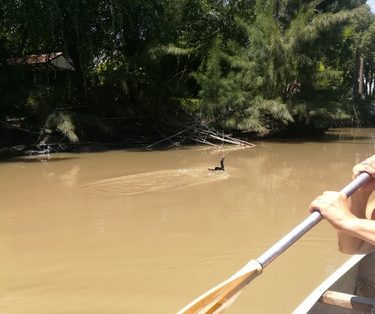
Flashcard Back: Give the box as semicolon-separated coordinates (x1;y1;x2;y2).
368;0;375;13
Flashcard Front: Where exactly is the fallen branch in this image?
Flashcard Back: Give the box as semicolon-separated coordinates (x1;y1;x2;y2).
146;115;256;149
146;127;191;149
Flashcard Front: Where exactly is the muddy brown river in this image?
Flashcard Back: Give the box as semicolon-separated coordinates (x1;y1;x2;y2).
1;128;375;314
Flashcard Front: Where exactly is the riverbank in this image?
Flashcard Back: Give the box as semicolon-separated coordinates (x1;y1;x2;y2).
1;125;371;161
2;113;375;161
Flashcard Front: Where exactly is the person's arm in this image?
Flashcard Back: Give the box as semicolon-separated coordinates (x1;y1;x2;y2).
336;189;375;254
309;156;375;254
309;190;375;254
338;216;375;254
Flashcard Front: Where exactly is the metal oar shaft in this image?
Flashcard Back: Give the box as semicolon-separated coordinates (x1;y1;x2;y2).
256;172;372;268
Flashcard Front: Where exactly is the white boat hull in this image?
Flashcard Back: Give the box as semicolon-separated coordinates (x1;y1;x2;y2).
294;252;375;313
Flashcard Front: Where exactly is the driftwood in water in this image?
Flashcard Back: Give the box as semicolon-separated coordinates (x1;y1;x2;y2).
146;119;255;149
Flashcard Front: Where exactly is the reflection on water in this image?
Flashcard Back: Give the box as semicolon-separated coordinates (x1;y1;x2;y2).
0;128;375;314
324;127;375;142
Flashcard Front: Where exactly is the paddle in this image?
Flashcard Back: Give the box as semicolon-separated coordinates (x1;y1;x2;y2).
177;172;372;314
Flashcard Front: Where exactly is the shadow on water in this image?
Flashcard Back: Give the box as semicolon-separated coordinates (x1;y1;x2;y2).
0;155;78;163
256;128;375;144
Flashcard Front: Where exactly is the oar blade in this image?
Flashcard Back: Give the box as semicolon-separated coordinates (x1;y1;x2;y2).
178;260;262;314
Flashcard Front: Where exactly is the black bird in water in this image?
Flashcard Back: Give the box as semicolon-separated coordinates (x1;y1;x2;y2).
209;158;225;171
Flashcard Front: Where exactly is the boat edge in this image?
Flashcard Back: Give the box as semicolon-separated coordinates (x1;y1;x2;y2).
292;254;366;314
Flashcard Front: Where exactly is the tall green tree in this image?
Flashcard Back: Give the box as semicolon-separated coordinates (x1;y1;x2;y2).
196;0;371;133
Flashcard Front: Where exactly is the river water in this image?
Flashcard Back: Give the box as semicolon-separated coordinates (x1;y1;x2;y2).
1;128;375;314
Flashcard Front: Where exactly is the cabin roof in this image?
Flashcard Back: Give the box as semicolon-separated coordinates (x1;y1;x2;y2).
7;52;75;71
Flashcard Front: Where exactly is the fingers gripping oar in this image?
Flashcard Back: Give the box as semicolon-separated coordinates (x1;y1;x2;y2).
177;172;372;314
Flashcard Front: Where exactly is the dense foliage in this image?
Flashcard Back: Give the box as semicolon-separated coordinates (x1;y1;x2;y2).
0;0;375;147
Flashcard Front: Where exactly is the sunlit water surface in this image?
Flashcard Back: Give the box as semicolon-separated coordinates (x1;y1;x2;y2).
1;128;375;314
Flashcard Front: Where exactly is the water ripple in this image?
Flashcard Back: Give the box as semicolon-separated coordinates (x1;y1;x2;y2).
83;168;230;196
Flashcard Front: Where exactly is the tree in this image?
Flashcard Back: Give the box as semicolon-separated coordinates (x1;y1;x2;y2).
0;0;374;150
196;0;371;134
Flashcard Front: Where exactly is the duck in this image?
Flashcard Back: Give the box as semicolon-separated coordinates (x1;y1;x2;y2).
209;158;225;171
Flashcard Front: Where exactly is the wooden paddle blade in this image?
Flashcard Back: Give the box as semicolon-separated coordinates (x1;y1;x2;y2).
177;260;262;314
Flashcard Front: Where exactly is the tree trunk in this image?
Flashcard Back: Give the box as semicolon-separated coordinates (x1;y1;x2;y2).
274;0;280;20
358;56;364;98
368;62;374;96
353;49;360;100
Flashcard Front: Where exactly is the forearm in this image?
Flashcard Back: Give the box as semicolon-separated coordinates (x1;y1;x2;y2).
337;190;373;254
348;189;372;218
338;218;375;254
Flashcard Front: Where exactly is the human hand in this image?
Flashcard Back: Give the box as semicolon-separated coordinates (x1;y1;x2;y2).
309;191;354;230
353;155;375;193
